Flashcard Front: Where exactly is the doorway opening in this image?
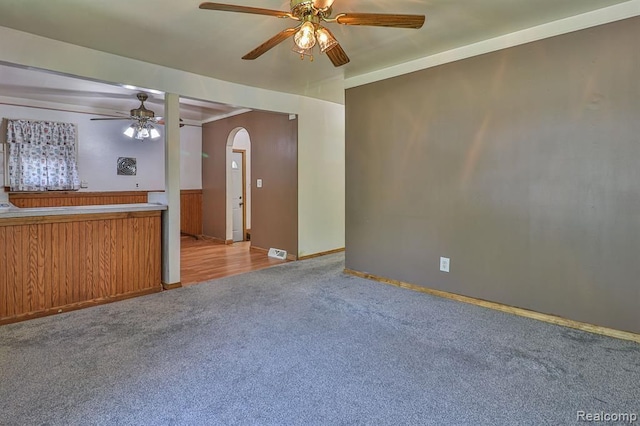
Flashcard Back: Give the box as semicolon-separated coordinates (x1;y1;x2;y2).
226;128;251;242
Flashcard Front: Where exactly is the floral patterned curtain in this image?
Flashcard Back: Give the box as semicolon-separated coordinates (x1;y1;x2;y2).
6;119;80;192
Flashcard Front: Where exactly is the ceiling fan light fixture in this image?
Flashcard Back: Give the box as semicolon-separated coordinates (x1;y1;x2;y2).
315;26;337;52
294;21;316;50
149;126;161;139
123;125;136;138
124;121;160;140
135;127;150;140
291;44;314;61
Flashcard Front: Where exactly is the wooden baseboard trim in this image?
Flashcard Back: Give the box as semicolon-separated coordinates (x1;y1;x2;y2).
344;269;640;344
180;232;199;239
0;287;162;326
299;247;345;260
198;235;227;244
162;282;182;290
198;235;238;245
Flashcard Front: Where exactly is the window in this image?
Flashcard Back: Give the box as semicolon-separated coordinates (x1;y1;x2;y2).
5;119;80;191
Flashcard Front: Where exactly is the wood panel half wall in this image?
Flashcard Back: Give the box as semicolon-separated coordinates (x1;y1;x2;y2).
0;211;162;325
180;189;203;236
9;190;203;236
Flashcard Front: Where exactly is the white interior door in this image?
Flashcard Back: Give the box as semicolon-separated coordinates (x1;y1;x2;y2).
231;151;244;242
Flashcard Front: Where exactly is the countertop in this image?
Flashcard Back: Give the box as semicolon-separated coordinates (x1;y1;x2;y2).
0;203;167;218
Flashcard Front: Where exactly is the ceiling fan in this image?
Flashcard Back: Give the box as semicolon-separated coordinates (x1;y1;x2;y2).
91;92;170;140
199;0;426;66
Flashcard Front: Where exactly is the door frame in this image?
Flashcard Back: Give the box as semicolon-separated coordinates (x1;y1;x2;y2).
224;127;250;244
232;148;247;242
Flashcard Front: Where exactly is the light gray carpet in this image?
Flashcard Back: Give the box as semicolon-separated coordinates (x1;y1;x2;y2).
1;253;638;425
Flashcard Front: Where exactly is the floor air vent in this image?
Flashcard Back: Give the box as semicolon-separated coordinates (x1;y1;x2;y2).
268;248;287;260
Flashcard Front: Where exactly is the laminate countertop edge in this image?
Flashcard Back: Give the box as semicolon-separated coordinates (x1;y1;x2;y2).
0;203;167;218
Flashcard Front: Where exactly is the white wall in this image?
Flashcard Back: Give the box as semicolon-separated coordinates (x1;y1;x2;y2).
296;98;345;257
0;102;202;192
0;26;346;256
79;115;164;191
179;125;203;190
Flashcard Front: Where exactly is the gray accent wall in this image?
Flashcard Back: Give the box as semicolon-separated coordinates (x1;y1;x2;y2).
345;17;640;333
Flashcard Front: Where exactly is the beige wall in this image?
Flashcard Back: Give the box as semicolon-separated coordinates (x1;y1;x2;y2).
345;17;640;334
202;111;298;256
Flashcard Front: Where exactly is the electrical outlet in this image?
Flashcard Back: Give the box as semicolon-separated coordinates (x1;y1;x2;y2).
440;257;450;273
256;179;263;188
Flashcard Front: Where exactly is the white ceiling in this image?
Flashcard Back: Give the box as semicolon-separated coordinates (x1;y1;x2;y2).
0;63;247;123
0;0;635;120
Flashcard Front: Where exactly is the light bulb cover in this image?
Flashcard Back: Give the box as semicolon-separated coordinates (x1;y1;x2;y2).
315;27;338;52
124;126;135;138
149;127;161;139
294;21;316;50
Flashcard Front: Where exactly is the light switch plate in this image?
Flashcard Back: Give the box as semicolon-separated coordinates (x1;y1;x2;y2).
257;179;263;188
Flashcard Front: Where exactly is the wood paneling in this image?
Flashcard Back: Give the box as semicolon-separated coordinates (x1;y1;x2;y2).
0;211;162;324
9;191;149;208
180;190;202;236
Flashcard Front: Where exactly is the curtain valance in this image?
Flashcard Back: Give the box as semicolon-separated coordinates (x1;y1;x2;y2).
6;119;77;147
5;118;80;191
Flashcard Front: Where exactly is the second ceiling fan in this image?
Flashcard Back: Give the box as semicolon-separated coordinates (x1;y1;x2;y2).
90;93;183;140
199;0;426;66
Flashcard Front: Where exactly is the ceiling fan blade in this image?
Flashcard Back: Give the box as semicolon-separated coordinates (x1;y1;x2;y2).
90;117;133;121
199;2;291;18
318;27;349;67
335;13;425;29
156;119;185;127
242;28;298;60
325;42;350;67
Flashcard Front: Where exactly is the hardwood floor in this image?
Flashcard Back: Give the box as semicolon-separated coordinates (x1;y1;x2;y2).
180;236;287;285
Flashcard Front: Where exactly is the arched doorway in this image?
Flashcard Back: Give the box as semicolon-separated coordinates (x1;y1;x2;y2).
226;127;251;242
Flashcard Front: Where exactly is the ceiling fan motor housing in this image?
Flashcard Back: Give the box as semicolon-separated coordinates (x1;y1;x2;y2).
130;92;155;119
291;0;331;19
